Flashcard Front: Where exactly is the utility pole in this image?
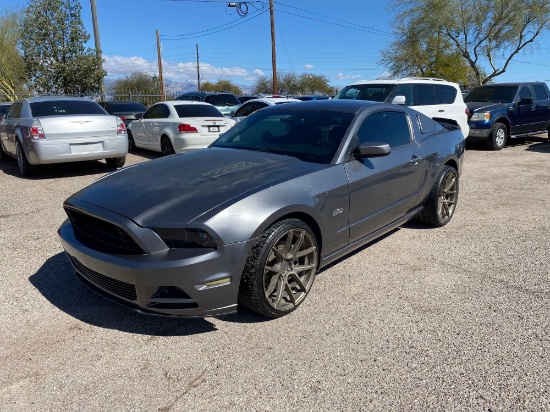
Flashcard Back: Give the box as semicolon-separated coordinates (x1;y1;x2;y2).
90;0;104;100
196;44;201;91
269;0;277;94
156;30;165;101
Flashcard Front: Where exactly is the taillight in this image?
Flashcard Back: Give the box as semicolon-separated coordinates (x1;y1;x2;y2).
30;119;45;139
116;116;126;135
465;108;470;117
178;124;198;133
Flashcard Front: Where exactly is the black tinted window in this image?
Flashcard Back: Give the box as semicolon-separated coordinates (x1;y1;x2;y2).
30;100;106;117
174;104;224;117
464;86;518;103
235;102;255;117
392;85;415;105
7;102;22;118
437;85;457;104
333;84;394;102
415;85;439;105
519;86;533;100
358;111;411;148
144;104;170;119
532;84;549;100
0;105;11;115
205;94;240;106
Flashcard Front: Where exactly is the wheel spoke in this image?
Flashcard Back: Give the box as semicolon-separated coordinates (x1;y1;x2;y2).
271;246;285;260
289;231;304;258
273;277;285;308
288;273;306;292
282;230;294;257
444;175;456;192
265;274;279;296
295;246;316;258
293;263;316;273
284;282;296;306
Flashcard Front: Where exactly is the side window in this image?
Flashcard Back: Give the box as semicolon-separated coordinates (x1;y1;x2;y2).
357;111;412;148
532;84;549;100
255;102;268;110
519;86;533;100
143;104;164;119
235;102;254;117
392;84;415;105
158;104;171;118
415;84;439;105
437;85;457;104
7;102;22;119
190;95;201;102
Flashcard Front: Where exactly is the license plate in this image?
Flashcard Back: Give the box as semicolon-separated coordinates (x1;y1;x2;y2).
70;143;103;154
209;126;220;132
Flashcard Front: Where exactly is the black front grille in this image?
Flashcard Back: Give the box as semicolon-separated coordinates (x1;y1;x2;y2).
65;207;143;255
69;255;137;301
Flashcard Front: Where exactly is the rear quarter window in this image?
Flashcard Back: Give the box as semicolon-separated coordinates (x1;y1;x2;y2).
415;85;439;105
437;85;458;104
532;84;549;100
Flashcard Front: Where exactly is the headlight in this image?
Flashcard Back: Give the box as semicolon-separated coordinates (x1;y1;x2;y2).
155;228;217;249
470;112;490;121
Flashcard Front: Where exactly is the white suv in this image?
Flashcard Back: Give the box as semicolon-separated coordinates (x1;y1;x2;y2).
333;77;470;138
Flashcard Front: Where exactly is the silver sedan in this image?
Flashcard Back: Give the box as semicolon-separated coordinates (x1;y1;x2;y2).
0;97;128;176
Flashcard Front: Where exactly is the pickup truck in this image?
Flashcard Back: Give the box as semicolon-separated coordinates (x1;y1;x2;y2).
464;82;550;150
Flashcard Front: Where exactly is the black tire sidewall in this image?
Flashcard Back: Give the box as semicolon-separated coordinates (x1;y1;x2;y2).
489;122;507;150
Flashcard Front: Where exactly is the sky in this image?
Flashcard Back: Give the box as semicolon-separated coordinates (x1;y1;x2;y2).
3;0;550;93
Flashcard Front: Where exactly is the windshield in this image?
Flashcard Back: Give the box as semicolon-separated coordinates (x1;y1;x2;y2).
333;84;394;102
211;108;354;164
464;86;518;103
205;94;240;106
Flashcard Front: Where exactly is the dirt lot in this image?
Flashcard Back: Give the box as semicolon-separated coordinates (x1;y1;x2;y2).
1;138;549;411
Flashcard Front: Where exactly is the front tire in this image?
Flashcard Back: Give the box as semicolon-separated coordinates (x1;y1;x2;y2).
105;156;126;168
239;219;319;318
486;122;507;150
416;166;459;227
16;141;37;176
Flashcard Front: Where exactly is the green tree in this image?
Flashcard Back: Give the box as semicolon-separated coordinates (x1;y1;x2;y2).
253;72;333;95
389;0;550;86
21;0;106;95
112;71;158;94
0;8;27;100
200;79;242;95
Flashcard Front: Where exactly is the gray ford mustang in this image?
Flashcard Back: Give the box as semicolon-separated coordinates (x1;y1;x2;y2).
58;100;465;318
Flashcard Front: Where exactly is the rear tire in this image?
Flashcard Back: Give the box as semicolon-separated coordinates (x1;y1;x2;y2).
416;166;459;227
16;141;37;176
161;136;175;156
105;156;126;168
486;122;507;150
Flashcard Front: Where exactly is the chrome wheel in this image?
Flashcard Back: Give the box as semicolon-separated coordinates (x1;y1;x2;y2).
494;127;506;148
437;171;458;223
263;227;317;312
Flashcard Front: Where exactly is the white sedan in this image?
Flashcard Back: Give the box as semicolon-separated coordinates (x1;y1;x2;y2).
127;101;235;155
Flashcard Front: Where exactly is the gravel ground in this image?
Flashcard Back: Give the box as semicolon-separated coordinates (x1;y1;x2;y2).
1;137;549;411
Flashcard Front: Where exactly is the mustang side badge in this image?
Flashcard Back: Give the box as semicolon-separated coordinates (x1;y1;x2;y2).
332;208;343;217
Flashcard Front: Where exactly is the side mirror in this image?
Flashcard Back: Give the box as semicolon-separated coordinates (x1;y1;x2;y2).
519;96;533;106
353;141;391;159
229;111;235;117
135;113;144;120
391;95;406;105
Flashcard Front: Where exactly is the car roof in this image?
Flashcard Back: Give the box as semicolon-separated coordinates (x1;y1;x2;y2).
245;97;301;104
161;100;212;106
259;99;390;114
471;82;545;87
19;97;97;103
178;91;236;96
351;77;459;86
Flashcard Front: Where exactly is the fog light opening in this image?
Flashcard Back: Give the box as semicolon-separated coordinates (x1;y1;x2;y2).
203;277;231;287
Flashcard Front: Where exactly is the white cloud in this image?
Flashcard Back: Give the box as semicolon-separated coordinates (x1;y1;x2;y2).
335;72;362;81
103;55;252;83
304;64;314;70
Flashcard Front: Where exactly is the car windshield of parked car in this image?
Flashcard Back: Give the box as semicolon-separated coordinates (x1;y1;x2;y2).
333;84;394;102
211;109;354;164
205;94;240;107
174;104;224;118
106;102;146;112
464;86;518;103
30;100;107;117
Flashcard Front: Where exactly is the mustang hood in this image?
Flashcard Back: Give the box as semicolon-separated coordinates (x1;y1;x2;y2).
466;101;509;113
66;148;323;227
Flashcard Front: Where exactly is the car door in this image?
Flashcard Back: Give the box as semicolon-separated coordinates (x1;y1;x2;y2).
1;101;23;155
133;104;165;149
531;83;550;130
344;110;424;243
511;85;536;134
148;104;171;150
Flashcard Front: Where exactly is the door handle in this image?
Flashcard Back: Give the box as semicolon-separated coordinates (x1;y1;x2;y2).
410;156;423;164
438;109;444;112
